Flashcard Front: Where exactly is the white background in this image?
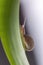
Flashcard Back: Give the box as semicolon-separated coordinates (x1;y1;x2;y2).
20;0;43;65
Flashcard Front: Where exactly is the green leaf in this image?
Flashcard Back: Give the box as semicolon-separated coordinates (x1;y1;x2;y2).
0;0;30;65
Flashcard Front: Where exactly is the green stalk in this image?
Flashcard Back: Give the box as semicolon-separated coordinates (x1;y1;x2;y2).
0;0;30;65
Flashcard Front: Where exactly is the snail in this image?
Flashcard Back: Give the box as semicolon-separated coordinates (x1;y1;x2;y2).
20;18;34;52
